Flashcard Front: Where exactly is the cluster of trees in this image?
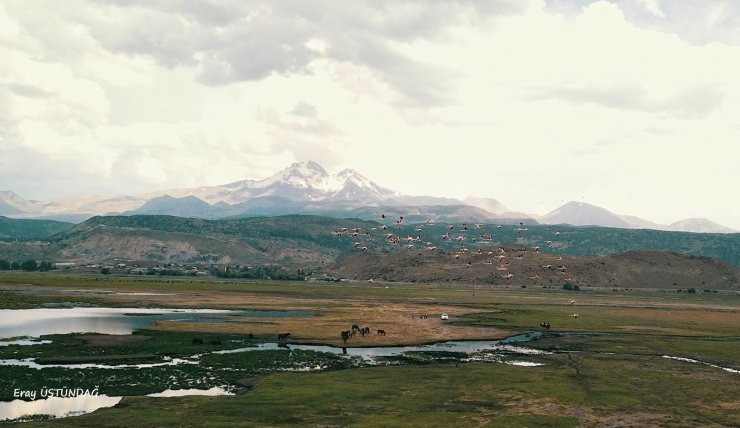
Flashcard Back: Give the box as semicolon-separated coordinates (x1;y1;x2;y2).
0;259;54;271
215;266;308;281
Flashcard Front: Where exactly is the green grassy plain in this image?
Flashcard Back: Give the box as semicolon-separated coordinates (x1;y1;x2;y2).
1;272;738;427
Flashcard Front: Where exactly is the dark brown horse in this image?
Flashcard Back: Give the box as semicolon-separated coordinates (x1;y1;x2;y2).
277;332;291;341
341;330;351;344
377;329;386;336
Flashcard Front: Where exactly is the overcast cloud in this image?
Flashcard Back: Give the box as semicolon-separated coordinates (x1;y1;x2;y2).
1;0;739;229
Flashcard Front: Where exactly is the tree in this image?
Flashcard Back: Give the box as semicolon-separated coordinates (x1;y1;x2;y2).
0;259;9;270
20;259;38;271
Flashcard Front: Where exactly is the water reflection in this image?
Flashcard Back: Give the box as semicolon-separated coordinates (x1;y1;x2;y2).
0;356;197;370
0;308;313;339
0;338;51;347
0;395;121;422
147;386;234;397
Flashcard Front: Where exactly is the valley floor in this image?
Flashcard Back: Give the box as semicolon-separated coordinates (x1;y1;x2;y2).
1;272;738;427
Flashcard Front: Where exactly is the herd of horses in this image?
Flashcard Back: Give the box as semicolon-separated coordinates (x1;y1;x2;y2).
193;318;567;347
191;328;387;347
341;324;385;343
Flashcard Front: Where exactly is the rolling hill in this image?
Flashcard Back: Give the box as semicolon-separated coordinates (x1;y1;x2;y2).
0;216;74;241
330;248;738;290
0;215;738;290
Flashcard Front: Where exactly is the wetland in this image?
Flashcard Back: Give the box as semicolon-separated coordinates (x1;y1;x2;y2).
0;272;738;426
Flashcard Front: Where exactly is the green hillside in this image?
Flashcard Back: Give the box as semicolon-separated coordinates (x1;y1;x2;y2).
56;214;378;248
0;216;74;241
1;214;738;269
373;222;740;266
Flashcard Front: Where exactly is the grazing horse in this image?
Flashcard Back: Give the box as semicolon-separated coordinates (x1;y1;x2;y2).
192;337;204;344
540;321;551;329
377;329;386;336
341;330;351;344
361;327;370;336
277;332;291;341
352;324;361;333
570;314;579;319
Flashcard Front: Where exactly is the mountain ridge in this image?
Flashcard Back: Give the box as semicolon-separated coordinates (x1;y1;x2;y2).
1;161;735;233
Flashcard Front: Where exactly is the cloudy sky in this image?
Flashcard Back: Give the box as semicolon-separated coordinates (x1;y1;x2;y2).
2;0;739;229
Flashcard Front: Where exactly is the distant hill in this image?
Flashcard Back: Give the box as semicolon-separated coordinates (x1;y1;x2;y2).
539;201;736;234
668;218;737;234
1;215;738;287
0;191;41;215
540;201;634;228
0;216;74;241
330;248;739;290
43;214;380;267
127;195;220;218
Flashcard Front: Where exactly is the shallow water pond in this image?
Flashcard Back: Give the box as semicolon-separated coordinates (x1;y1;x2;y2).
0;394;122;422
0;307;313;339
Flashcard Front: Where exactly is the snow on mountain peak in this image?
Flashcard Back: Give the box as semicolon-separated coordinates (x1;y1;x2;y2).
231;160;395;202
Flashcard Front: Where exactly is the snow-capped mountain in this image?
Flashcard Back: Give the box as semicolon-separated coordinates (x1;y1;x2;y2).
1;161;737;233
155;161;398;206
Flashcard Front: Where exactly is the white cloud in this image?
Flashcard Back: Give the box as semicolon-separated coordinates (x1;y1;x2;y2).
0;0;739;229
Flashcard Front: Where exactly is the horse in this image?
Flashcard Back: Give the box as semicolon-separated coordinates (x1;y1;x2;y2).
352;324;361;333
277;332;291;341
377;329;386;336
341;330;351;344
192;337;204;344
361;327;370;336
540;321;551;329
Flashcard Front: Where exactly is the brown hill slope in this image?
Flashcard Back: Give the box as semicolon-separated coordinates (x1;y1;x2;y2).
329;248;739;290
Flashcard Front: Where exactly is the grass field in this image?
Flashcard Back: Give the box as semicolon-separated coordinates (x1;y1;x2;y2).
1;272;738;427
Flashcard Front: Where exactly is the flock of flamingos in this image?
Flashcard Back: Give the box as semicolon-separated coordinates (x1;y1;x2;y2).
324;213;582;342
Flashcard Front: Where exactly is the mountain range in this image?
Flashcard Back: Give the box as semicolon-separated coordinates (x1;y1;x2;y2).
0;161;736;234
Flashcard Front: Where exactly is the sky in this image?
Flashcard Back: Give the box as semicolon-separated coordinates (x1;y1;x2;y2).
1;0;739;229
